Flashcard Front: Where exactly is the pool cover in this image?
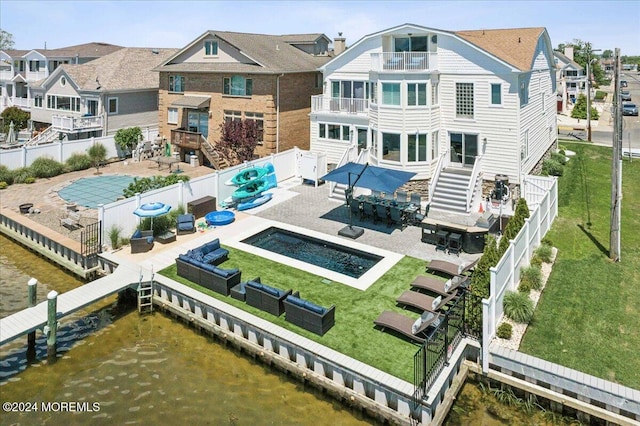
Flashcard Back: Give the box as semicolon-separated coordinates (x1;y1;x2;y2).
58;175;137;208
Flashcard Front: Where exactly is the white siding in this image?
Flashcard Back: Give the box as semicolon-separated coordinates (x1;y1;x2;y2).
324;37;380;80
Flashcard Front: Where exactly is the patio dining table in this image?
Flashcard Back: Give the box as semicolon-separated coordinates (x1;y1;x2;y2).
355;195;419;224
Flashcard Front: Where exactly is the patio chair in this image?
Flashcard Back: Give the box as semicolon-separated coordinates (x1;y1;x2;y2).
396;290;456;312
410;193;422;212
375;204;388;225
411;274;467;297
362;202;375;220
372;189;383;199
373;310;442;343
396;191;408;203
349;198;362;220
384;191;395;202
176;213;196;235
426;259;478;277
389;206;406;229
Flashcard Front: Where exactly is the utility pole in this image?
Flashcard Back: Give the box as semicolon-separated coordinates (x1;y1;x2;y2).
585;43;601;142
610;48;622;262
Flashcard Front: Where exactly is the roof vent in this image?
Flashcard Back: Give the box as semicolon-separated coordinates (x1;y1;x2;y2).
151;49;159;54
518;37;521;43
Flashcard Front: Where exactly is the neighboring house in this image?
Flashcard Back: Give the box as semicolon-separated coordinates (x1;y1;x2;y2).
155;30;332;168
0;42;123;113
28;47;178;143
310;23;557;213
554;47;586;113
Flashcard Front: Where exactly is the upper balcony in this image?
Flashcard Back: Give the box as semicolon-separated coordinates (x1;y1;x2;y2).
370;52;437;73
9;97;31;109
171;128;202;150
311;95;369;114
52;114;104;132
0;69;12;81
25;70;48;82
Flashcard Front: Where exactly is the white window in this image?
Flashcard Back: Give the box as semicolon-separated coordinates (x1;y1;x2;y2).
46;95;81;112
519;78;528;106
224;110;242;123
382;133;401;161
455;82;474;118
381;83;400;106
371;130;378;157
369;82;377;104
491;83;502;105
315;73;322;88
107;97;118;114
407;83;427;106
34;95;43;108
168;107;178;124
408;133;427;162
223;76;252;96
521;130;529;160
245;111;264;144
318;123;350;141
204;40;218;56
169;75;184;92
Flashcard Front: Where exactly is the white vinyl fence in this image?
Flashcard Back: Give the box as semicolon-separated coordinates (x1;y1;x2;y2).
481;175;558;372
0;128;158;169
98;149;300;247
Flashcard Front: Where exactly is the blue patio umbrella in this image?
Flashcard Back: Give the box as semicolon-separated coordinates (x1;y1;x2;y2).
133;202;172;230
321;162;416;194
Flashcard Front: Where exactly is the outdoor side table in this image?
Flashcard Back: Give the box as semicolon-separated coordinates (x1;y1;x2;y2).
435;230;449;253
156;231;176;244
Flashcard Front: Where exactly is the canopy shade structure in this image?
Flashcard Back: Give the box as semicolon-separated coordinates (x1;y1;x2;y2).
133;202;172;230
321;162;416;194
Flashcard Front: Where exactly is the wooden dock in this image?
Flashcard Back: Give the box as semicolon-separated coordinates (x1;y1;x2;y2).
0;263;140;346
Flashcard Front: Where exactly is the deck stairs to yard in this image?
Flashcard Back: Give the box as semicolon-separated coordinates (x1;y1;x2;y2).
25;126;57;146
137;280;153;314
200;136;229;170
429;167;481;214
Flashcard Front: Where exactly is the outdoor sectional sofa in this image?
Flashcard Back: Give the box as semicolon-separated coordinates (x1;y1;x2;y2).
245;278;293;316
283;295;335;336
175;240;239;296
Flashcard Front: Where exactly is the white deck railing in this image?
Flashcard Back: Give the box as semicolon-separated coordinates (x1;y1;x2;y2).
428;149;449;202
52;114;104;132
328;143;358;198
9;97;31;108
465;154;483;212
311;95;369;114
370;52;436;72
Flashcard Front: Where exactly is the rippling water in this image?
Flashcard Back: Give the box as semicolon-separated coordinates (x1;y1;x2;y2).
0;234;373;425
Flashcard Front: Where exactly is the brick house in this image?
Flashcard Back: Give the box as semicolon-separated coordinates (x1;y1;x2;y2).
155;31;332;168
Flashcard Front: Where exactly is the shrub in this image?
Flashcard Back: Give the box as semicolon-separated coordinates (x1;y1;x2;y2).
496;323;513;339
530;255;543;268
123;175;190;198
66;153;92;171
541;236;553;247
88;142;108;174
0;181;7;189
520;265;543;291
470;234;500;299
594;90;606;101
0;165;14;185
558;144;567;152
30;157;65;178
550;151;567;165
108;225;122;249
518;280;532;294
541;159;563;176
504;291;534;324
25;177;36;184
534;244;553;263
12;167;35;184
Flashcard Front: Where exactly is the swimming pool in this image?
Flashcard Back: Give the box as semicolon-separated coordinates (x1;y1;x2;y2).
241;227;382;278
59;175;136;208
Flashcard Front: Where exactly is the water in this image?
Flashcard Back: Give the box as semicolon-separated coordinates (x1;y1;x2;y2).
0;234;374;425
241;227;382;278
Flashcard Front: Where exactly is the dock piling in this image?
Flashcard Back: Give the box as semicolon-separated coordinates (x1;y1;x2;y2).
46;290;58;363
27;278;38;362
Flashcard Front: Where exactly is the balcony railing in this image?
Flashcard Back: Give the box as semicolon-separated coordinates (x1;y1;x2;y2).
311;95;369;114
0;70;12;80
25;70;48;82
10;97;31;108
52;114;104;132
171;128;202;150
371;52;436;72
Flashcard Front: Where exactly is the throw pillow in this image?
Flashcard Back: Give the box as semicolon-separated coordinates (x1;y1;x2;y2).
133;229;141;239
411;317;423;335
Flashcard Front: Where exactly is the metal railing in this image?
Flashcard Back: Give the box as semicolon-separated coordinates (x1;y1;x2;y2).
311;95;369;114
371;52;435;72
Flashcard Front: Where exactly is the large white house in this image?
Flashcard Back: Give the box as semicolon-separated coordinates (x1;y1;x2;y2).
310;24;557;213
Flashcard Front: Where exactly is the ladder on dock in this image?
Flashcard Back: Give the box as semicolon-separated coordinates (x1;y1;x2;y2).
137;280;153;314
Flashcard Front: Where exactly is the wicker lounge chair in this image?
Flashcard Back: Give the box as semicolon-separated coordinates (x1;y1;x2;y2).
426;259;478;277
396;290;455;312
373;310;442;343
411;275;467;297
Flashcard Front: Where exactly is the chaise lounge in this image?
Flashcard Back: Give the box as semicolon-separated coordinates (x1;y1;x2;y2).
373;310;442;344
426;259;478;277
396;290;454;313
245;279;293;316
411;274;467;297
283;294;335;336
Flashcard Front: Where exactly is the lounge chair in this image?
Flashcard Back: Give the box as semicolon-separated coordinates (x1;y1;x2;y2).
426;259;478;277
373;310;442;343
396;290;455;312
176;213;196;235
411;274;467;297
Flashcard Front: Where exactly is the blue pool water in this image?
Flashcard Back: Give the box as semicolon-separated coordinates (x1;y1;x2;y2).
242;227;382;278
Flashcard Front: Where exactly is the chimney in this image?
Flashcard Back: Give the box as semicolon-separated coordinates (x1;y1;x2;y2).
564;46;574;61
333;33;346;56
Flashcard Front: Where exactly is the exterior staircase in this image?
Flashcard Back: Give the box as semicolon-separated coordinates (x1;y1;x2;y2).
429;168;476;214
200;136;229;170
25;126;58;146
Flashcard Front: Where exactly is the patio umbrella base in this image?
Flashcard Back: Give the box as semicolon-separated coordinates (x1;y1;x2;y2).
338;225;364;239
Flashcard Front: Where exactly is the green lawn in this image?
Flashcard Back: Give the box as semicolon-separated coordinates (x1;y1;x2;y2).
520;143;640;389
160;250;435;383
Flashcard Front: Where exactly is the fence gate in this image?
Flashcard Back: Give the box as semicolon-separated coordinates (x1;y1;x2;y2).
81;220;102;270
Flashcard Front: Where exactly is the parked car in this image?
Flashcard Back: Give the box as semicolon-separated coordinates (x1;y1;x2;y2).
621;90;632;101
620;80;628;88
623;103;638;116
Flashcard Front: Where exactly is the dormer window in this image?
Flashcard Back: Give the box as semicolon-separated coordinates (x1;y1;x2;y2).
204;40;218;56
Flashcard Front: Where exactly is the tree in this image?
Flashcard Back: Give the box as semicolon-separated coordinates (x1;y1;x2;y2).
499;197;530;255
216;119;261;166
0;106;30;134
571;94;599;120
470;235;499;300
88;143;107;175
602;49;613;59
114;127;142;156
0;29;14;50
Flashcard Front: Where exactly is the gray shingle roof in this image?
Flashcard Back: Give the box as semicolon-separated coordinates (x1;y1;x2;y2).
157;31;331;74
39;48;178;91
4;42;123;59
